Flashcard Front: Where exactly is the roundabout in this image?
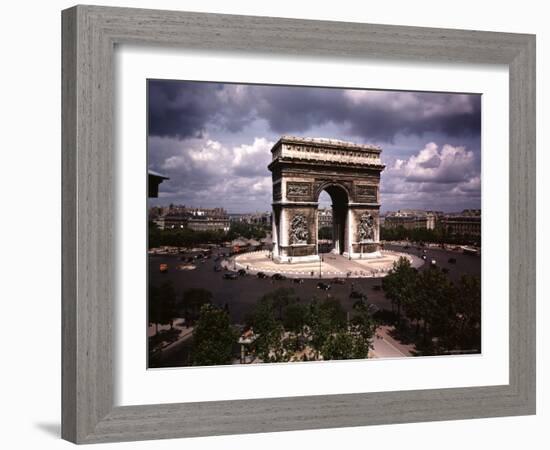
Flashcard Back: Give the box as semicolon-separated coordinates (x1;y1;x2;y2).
230;249;424;279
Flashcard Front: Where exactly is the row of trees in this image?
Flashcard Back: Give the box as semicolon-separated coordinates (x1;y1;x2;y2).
149;261;481;364
148;224;226;249
227;221;268;240
149;283;216;335
148;221;268;249
318;226;333;240
382;257;481;354
245;288;377;363
148;284;379;366
148;283;235;365
380;225;481;246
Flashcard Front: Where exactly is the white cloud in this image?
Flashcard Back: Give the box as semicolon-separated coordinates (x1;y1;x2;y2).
231;137;273;176
379;142;481;212
389;142;476;183
149;135;274;211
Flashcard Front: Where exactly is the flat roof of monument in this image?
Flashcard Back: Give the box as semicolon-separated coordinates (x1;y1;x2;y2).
271;135;382;153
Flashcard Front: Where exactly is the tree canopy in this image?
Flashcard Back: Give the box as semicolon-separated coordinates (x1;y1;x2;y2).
382;261;481;355
382;257;417;325
380;225;480;246
191;304;237;366
148;281;177;334
178;288;213;325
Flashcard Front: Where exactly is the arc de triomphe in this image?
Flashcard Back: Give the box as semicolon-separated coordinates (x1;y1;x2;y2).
268;136;385;263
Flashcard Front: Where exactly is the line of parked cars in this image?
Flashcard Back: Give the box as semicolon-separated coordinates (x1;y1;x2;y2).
222;271;357;290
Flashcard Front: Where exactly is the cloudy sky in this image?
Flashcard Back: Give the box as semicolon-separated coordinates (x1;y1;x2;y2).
148;79;481;214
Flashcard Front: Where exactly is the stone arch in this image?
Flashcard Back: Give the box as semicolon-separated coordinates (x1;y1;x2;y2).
268;136;384;263
314;181;351;204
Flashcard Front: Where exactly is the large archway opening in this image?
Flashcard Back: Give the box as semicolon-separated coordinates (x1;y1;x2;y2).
317;184;349;255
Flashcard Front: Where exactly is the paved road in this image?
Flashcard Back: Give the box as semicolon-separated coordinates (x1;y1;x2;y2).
150;253;392;324
149;244;479;367
149;244;480;324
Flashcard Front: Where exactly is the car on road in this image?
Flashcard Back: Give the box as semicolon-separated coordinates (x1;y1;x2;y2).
317;282;331;291
349;290;365;299
331;277;346;285
448;257;457;264
223;273;238;280
293;278;304;284
272;273;287;280
257;272;268;279
237;269;247;276
159;263;168;273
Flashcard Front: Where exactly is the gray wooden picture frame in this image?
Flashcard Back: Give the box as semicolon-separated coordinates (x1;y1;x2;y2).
61;5;536;444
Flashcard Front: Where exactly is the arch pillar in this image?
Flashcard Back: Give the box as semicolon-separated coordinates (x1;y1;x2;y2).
343;205;382;259
272;203;320;263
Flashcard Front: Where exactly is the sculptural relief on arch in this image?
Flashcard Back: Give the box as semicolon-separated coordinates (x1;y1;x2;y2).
268;136;385;263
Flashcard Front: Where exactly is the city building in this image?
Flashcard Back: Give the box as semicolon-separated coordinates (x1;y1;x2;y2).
229;212;272;227
151;205;230;232
440;209;481;236
383;208;481;237
384;209;440;230
186;216;231;233
152;215;188;230
317;208;333;229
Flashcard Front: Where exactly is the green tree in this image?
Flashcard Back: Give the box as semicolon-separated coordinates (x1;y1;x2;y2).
249;292;286;362
227;222;268;240
148;284;161;335
449;275;481;351
318;226;333;240
350;299;378;343
192;304;237;366
413;266;455;350
321;332;355;360
282;302;308;334
382;257;417;326
179;288;213;325
307;297;347;356
320;299;376;361
148;281;177;334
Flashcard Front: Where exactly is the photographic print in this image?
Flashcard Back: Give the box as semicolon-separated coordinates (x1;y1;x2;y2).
147;80;482;368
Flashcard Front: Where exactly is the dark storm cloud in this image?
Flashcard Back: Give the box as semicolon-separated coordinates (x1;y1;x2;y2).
148;80;481;212
148;80;256;139
148;81;481;143
251;87;481;143
148;80;215;138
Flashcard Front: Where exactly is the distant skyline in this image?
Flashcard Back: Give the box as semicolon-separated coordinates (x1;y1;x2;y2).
148;80;481;213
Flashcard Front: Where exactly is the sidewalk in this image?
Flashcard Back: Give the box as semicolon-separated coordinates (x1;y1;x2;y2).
370;325;415;358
